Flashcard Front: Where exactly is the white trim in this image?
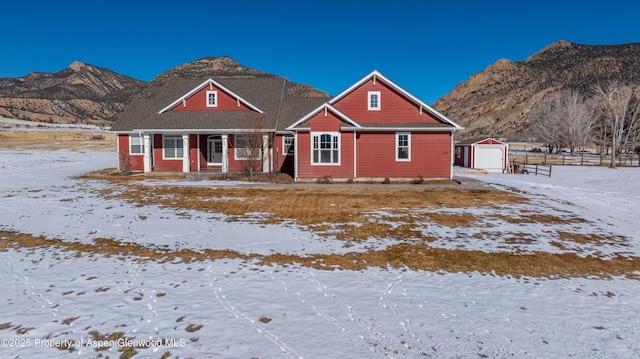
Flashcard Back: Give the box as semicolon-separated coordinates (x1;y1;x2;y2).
206;135;223;165
158;79;264;114
396;132;411;161
287;103;362;130
131;128;276;134
233;134;262;161
368;91;381;111
143;134;151;172
162;135;184;160
293;132;299;180
206;90;218;107
353;131;357;178
182;134;190;173
129;134;145;155
282;135;294;156
221;135;229;174
262;134;269;173
310;132;341;166
328;70;463;130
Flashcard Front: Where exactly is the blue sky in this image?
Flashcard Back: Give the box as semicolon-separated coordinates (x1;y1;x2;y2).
1;0;638;103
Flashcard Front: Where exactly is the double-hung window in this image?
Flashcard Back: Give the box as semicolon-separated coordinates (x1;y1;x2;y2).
206;90;218;107
368;91;381;110
396;133;410;161
234;134;261;160
130;134;144;155
164;136;184;159
312;132;340;165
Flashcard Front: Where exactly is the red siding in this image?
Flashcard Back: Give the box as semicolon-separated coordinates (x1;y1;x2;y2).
356;132;452;179
169;85;252;111
296;131;355;179
117;134;144;172
152;134;182;171
333;79;442;125
295;111;355;179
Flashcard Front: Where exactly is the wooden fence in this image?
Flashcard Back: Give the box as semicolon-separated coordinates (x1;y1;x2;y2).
509;151;640;167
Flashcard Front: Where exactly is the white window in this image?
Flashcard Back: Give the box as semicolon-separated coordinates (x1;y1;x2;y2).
206;90;218;107
368;91;381;110
312;132;340;165
396;133;410;161
129;134;144;155
234;134;262;160
283;135;294;155
163;136;184;159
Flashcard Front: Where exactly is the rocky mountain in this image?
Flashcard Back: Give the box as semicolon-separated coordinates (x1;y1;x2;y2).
0;62;144;125
434;41;640;140
0;56;328;126
147;56;328;97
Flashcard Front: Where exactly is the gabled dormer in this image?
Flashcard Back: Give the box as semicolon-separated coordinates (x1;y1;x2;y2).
158;78;264;113
287;103;362;132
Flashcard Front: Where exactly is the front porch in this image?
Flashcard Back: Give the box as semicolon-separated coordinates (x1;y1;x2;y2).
130;132;271;174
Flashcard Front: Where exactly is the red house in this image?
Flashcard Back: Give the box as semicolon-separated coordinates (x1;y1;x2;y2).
111;71;462;180
288;71;463;180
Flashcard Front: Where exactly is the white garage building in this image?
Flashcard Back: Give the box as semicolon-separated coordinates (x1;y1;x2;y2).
454;137;509;173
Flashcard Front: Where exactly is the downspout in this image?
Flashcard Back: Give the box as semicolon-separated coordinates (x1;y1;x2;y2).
293;132;299;181
353;131;357;179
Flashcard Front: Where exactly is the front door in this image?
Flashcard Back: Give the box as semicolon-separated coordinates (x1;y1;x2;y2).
207;137;223;165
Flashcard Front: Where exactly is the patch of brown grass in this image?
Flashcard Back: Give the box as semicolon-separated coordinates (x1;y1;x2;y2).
93;184;525;241
558;231;628;246
0;131;115;151
2;230;639;279
0;322;11;330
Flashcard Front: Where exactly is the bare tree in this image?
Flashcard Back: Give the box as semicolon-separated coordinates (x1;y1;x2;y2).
592;82;640;168
236;114;267;180
531;94;567;153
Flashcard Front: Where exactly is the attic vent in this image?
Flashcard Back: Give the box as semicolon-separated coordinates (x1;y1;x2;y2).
373;74;376;85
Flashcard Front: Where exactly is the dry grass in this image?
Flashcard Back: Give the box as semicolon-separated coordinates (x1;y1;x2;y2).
95;184;526;241
2;230;639;280
0;131;115;151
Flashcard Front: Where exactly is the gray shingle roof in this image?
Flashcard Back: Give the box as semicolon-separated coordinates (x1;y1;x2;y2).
111;77;331;132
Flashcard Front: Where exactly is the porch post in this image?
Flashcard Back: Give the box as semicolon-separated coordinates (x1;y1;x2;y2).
262;134;269;173
143;134;151;173
182;134;190;173
221;134;229;174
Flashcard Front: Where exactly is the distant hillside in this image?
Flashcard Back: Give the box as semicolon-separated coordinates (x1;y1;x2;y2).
0;62;144;126
148;56;329;98
0;56;328;126
433;41;640;140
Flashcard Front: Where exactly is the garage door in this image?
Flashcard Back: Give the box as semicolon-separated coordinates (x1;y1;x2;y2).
475;147;504;173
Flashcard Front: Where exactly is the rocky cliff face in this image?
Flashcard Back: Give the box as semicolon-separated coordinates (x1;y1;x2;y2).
433;41;640;140
0;56;328;125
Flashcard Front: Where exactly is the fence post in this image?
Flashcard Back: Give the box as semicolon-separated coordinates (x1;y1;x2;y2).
544;154;547;165
548;165;553;178
535;164;539;176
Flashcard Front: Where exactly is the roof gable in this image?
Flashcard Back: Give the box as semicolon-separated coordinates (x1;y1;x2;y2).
330;70;463;129
158;78;263;114
287;103;361;130
456;137;507;146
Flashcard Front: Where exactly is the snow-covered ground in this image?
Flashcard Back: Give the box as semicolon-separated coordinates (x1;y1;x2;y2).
1;146;639;358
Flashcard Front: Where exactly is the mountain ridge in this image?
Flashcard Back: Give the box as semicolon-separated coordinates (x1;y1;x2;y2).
433;41;640;139
0;56;328;125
